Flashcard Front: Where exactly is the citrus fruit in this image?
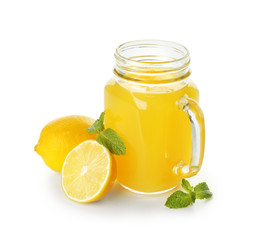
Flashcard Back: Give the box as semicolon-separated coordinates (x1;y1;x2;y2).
35;115;97;172
61;140;116;203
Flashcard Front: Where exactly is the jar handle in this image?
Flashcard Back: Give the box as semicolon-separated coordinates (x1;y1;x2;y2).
177;94;205;178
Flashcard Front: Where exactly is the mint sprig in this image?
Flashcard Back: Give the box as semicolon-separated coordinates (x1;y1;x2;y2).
194;182;213;200
165;191;193;209
86;112;126;155
86;112;105;134
181;178;193;193
165;179;212;209
97;128;126;155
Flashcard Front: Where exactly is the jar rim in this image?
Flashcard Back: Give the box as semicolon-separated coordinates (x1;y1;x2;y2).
115;39;190;65
114;40;191;84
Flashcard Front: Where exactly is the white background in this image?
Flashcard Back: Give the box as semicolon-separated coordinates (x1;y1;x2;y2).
1;0;268;239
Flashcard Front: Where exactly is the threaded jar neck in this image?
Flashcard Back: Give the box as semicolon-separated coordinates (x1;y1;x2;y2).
114;40;191;84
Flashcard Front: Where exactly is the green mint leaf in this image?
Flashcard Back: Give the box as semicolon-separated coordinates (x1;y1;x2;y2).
85;112;105;134
181;179;193;193
165;191;193;209
190;191;196;203
96;128;126;155
194;182;213;199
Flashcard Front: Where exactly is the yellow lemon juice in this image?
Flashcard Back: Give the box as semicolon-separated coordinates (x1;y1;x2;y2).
105;78;200;193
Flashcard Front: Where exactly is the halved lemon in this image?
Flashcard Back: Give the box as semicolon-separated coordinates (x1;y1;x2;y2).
61;140;116;203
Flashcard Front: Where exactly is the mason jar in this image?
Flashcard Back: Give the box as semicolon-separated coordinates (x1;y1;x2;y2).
104;40;205;194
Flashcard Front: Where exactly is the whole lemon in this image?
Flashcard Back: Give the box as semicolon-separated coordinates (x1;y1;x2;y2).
35;115;97;172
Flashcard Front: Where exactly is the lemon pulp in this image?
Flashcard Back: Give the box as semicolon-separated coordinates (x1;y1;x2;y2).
61;140;116;203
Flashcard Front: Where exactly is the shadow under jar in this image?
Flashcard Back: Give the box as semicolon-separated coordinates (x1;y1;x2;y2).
104;40;205;194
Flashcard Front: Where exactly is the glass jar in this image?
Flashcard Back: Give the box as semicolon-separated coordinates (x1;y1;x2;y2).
104;40;205;194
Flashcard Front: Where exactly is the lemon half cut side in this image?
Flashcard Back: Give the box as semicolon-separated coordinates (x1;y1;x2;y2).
61;140;116;203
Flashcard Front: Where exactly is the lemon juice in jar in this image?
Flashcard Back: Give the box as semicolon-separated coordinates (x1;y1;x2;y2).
105;40;205;194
